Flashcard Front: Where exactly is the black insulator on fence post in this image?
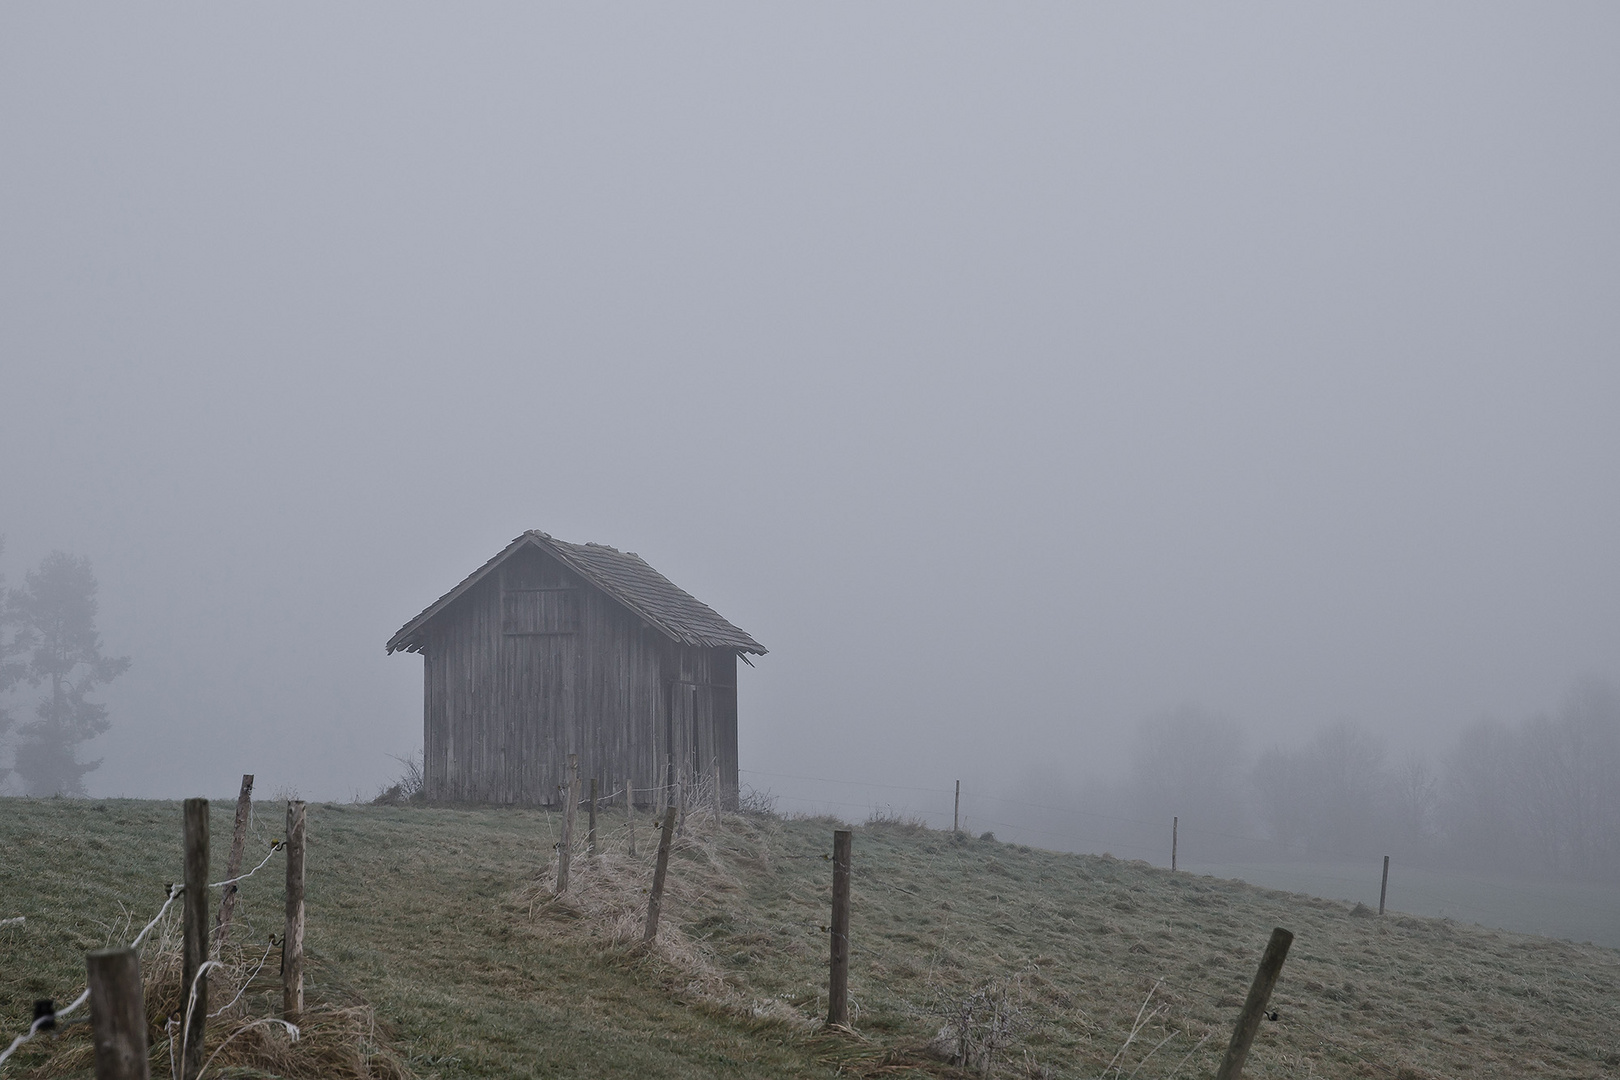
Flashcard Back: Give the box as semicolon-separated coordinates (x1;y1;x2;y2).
587;777;599;857
1215;927;1294;1080
827;829;853;1028
215;774;255;955
1379;855;1390;916
282;800;306;1022
87;947;149;1080
643;805;678;944
181;798;210;1080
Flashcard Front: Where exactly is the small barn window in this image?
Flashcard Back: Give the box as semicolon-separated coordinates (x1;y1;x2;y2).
502;588;578;635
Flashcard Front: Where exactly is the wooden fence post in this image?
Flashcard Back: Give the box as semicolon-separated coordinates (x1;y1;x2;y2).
87;947;149;1080
643;806;678;943
827;829;852;1027
1379;856;1390;916
181;797;209;1080
625;777;637;857
588;777;599;857
954;780;960;834
215;774;254;954
557;754;579;893
282;800;306;1022
1172;816;1178;872
676;770;687;838
1214;927;1293;1080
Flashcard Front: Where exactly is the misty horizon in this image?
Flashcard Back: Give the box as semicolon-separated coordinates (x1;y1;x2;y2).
3;5;1617;817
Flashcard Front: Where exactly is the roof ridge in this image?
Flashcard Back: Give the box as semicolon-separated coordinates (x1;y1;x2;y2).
386;531;765;656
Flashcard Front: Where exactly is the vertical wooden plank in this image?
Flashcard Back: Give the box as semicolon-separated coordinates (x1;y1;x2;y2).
283;800;306;1021
86;948;149;1080
827;829;852;1027
214;774;255;954
180;798;209;1080
1215;927;1294;1080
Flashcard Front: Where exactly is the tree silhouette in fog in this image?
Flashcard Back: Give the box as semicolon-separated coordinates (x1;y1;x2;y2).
9;551;130;796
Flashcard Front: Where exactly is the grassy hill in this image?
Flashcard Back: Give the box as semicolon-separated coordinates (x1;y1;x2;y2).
3;798;1618;1079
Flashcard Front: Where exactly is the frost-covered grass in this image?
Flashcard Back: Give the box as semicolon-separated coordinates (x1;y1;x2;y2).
4;798;1618;1078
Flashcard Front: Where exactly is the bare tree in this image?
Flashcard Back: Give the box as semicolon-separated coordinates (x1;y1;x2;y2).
1129;706;1252;854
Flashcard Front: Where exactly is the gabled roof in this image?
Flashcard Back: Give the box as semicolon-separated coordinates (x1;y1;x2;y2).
386;531;767;656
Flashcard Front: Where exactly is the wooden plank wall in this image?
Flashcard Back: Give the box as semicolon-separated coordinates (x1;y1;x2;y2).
422;545;742;807
422;572;504;802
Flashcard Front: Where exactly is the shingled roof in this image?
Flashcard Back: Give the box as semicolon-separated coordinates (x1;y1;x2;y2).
385;531;766;656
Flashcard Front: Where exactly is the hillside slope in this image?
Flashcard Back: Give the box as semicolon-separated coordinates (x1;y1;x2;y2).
3;799;1618;1079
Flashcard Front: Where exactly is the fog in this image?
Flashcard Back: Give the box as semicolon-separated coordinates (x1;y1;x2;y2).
2;6;1617;828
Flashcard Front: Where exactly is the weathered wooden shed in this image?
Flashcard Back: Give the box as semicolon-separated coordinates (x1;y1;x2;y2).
386;531;766;806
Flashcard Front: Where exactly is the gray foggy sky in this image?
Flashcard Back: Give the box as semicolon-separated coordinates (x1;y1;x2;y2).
2;5;1617;803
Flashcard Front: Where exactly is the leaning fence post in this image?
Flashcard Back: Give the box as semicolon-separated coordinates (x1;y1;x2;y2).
587;777;599;857
215;773;254;954
625;777;637;857
1172;816;1178;872
1379;855;1390;916
557;754;579;893
181;797;209;1080
954;779;960;833
643;805;678;943
827;829;852;1027
87;947;149;1080
282;800;306;1021
1214;927;1293;1080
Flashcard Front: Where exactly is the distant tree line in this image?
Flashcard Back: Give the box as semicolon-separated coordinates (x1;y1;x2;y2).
1125;685;1620;882
0;540;129;796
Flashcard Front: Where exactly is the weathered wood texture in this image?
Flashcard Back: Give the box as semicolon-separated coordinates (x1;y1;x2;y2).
419;543;745;807
86;948;149;1080
180;798;209;1080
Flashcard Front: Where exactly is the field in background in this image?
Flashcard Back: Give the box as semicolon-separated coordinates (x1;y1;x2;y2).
741;769;1620;951
1180;860;1620;950
4;798;1620;1079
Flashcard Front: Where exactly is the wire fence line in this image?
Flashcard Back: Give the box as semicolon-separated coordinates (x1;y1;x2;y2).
0;834;286;1073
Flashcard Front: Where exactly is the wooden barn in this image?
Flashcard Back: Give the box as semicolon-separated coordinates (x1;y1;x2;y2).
386;531;766;806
